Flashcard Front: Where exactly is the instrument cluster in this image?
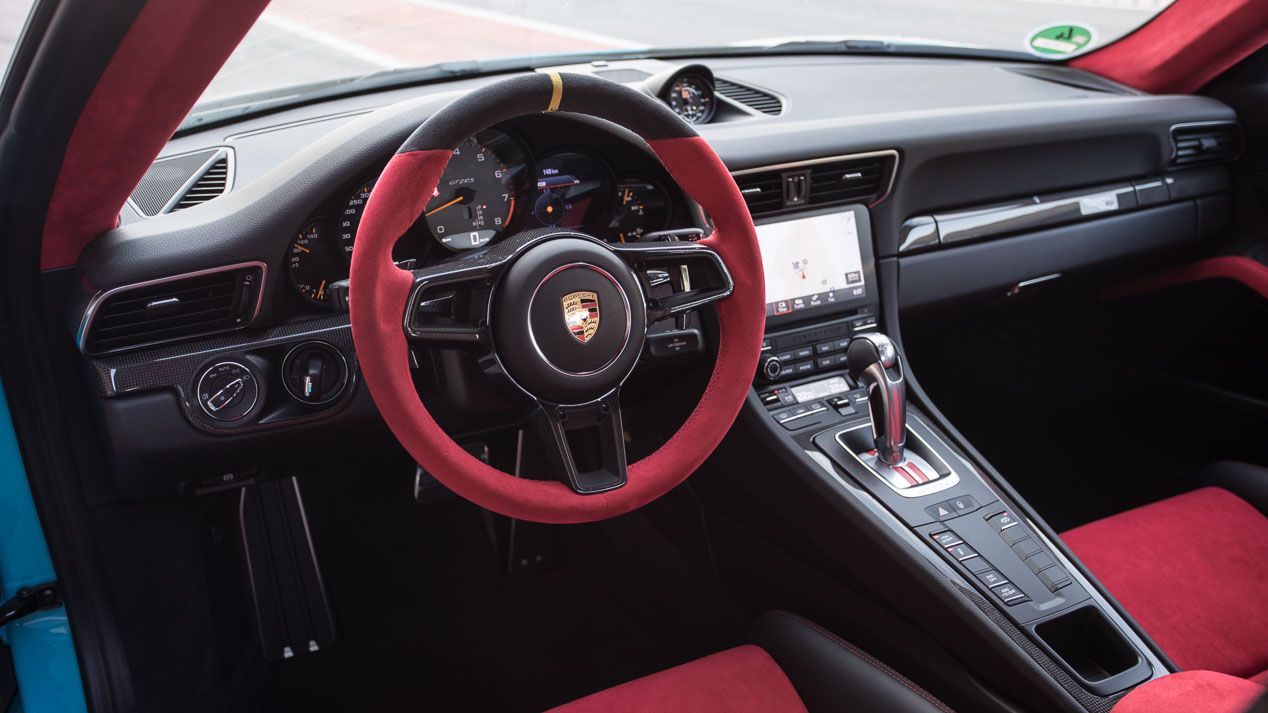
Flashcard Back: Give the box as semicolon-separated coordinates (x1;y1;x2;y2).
285;125;682;309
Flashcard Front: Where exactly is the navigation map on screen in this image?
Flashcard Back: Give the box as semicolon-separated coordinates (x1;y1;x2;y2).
756;211;866;317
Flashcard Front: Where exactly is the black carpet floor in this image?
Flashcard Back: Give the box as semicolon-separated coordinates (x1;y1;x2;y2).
266;470;751;713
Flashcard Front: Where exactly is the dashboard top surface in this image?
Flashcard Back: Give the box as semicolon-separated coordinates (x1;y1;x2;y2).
80;53;1233;319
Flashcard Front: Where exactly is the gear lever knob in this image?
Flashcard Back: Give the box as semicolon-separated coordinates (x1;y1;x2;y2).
846;333;907;466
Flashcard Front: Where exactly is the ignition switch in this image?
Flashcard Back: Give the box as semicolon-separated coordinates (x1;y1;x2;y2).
281;342;349;405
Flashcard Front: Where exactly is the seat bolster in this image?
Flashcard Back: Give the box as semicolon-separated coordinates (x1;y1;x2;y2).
543;644;808;713
749;611;955;713
1112;671;1266;713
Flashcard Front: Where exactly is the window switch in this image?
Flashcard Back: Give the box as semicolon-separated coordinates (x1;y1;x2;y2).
1025;552;1056;573
1038;567;1072;592
1011;538;1042;559
1000;526;1030;546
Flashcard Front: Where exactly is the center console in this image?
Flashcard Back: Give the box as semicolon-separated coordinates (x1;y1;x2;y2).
746;203;1158;701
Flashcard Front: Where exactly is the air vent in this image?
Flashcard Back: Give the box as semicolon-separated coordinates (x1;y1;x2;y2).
714;78;783;115
81;263;264;354
128;147;234;217
172;156;229;211
1171;122;1241;167
733;171;784;216
732;151;898;219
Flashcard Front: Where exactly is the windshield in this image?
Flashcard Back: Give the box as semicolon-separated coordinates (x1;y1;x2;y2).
200;0;1174;108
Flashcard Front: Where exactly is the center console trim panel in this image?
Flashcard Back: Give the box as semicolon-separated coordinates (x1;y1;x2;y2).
835;418;960;498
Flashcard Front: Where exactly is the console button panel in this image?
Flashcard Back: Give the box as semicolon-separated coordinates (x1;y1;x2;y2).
916;504;1089;624
756;312;877;383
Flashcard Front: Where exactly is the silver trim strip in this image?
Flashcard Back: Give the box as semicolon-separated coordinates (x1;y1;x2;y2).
78;260;268;355
1006;273;1062;296
730;149;901;207
935;184;1136;245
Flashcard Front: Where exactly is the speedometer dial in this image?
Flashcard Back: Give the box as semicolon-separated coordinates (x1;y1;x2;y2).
338;179;375;262
424;129;528;251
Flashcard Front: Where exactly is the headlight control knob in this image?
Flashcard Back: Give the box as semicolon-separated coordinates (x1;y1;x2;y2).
196;361;259;421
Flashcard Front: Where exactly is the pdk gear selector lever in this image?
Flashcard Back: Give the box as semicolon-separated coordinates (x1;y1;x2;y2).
847;333;906;465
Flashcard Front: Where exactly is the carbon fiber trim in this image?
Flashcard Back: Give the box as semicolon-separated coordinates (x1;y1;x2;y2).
89;315;359;436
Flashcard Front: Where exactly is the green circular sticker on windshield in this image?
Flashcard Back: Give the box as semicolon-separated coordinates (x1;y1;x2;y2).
1026;24;1095;57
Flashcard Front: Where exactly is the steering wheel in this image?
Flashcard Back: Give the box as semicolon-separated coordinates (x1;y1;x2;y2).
349;72;764;524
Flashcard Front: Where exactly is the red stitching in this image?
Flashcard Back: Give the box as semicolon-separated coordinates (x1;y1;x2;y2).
773;612;955;713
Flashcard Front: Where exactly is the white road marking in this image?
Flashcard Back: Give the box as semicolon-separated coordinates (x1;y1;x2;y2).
404;0;648;49
256;12;411;69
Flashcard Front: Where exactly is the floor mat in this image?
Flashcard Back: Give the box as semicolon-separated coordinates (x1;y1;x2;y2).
266;470;750;712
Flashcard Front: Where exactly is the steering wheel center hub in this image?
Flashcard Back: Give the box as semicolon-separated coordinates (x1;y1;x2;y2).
493;234;647;404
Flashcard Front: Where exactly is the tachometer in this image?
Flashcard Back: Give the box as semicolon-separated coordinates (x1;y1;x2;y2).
610;178;670;242
665;74;716;124
288;220;344;307
424;129;528;251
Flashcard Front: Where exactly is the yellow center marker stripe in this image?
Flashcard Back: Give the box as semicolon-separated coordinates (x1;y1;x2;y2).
546;72;563;113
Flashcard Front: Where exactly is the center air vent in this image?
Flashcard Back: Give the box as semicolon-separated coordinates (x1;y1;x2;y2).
128;147;234;217
732;151;898;219
1171;122;1241;167
714;78;783;115
81;263;264;355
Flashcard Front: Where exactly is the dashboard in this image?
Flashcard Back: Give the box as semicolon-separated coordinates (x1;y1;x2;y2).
70;54;1237;497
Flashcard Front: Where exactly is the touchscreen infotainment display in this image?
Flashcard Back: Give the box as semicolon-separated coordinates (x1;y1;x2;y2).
756;210;867;317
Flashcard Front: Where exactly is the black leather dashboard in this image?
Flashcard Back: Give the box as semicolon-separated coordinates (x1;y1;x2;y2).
71;53;1237;494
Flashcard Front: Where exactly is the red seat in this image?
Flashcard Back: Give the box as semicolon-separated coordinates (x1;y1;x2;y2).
544;611;953;713
543;645;808;713
1062;486;1268;683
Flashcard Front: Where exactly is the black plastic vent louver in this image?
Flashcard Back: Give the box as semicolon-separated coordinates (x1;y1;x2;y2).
82;264;263;354
172;156;230;211
714;78;783;115
1171;123;1241;167
732;152;897;219
129;147;233;216
733;171;784;216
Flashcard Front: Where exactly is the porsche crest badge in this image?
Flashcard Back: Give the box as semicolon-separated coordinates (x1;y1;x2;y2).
561;291;600;343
